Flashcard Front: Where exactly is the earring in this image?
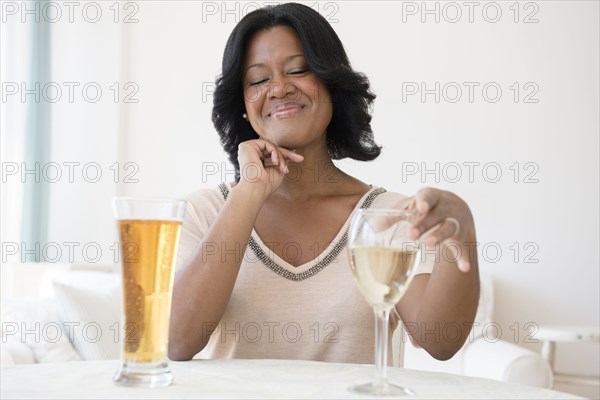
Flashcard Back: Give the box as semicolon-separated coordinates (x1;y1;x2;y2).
242;113;248;120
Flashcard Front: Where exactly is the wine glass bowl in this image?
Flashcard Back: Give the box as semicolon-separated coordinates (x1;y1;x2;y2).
348;208;421;396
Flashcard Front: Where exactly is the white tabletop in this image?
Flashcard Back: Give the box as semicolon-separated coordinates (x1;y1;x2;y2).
0;359;580;399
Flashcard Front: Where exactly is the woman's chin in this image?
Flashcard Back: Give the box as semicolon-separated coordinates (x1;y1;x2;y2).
261;136;300;150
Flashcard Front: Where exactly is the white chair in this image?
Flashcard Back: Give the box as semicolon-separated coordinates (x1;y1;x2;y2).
395;274;554;389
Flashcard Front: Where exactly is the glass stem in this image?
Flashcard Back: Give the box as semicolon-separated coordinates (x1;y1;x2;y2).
373;308;391;388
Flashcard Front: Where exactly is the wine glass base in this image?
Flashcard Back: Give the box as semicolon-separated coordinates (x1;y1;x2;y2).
349;382;415;397
113;360;173;388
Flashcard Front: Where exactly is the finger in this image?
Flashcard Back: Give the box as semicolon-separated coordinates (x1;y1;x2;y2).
256;140;303;163
263;157;278;167
254;139;278;159
451;243;471;272
437;239;469;273
457;258;471;272
279;148;304;163
414;188;441;216
274;148;302;174
260;143;285;173
422;218;461;246
276;149;287;173
270;150;279;165
410;210;445;241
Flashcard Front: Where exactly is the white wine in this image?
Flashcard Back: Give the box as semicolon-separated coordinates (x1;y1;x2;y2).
350;246;419;309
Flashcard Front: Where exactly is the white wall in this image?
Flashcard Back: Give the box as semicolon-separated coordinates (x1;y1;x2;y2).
46;9;122;266
1;9;30;296
2;1;598;396
3;4;122;264
118;1;599;394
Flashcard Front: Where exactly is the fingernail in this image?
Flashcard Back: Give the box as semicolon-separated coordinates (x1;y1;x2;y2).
426;236;436;246
410;228;420;239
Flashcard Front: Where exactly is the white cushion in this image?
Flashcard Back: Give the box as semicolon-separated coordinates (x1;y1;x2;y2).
463;337;554;388
52;271;121;361
0;346;16;367
471;273;494;339
1;335;34;365
1;263;72;298
0;298;80;363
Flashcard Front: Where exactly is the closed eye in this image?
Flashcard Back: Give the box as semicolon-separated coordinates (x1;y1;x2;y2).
289;69;308;75
249;78;269;87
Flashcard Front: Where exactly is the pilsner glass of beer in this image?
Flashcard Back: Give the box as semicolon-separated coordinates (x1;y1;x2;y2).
112;197;186;388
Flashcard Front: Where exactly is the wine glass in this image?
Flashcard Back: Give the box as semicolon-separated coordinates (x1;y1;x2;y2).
348;208;421;396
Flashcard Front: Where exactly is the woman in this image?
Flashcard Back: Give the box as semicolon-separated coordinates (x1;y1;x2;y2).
169;3;479;364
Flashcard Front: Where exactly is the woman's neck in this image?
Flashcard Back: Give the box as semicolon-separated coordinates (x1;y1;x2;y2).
273;144;352;201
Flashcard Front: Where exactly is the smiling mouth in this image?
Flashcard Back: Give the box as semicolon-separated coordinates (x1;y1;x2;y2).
268;104;305;118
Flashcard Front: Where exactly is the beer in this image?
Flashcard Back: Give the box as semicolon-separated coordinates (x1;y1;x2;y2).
118;219;182;363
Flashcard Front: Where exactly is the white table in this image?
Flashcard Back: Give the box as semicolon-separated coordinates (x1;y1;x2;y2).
1;359;580;399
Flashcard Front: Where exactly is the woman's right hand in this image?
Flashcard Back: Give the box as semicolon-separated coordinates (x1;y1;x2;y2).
236;139;304;197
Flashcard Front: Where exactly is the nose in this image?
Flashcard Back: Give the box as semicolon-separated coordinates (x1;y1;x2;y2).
268;73;298;100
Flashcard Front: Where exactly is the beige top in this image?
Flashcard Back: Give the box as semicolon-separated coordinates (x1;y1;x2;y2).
175;183;434;364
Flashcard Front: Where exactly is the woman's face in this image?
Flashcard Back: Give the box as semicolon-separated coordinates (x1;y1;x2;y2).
242;25;333;150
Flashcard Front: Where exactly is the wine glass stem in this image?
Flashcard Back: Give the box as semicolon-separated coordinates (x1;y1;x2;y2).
374;308;391;388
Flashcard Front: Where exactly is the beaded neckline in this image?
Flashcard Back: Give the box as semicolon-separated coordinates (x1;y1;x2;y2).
218;183;386;282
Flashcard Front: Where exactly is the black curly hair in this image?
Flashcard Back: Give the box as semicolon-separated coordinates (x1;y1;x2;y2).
212;2;381;179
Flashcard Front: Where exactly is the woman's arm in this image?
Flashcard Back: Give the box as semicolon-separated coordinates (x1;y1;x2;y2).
396;188;480;360
168;140;303;361
168;183;268;360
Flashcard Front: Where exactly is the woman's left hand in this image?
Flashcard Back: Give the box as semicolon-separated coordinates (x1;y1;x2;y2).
406;188;476;272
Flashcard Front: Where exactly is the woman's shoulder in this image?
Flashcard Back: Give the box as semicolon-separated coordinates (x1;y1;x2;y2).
370;187;412;209
181;183;230;223
183;184;227;207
